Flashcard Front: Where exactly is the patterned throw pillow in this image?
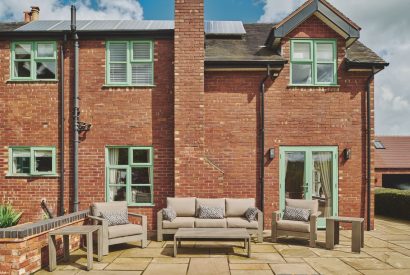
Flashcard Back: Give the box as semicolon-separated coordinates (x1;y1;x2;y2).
198;206;224;219
163;208;177;222
100;210;129;226
282;206;310;222
245;207;258;222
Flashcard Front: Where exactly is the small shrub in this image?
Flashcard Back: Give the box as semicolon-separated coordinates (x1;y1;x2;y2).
0;204;23;228
375;188;410;220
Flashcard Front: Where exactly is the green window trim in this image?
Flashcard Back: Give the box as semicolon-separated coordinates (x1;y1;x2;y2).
105;146;154;206
290;39;337;86
10;41;57;81
105;40;154;87
8;146;57;176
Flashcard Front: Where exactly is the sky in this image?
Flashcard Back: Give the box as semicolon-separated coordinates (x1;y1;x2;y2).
0;0;409;136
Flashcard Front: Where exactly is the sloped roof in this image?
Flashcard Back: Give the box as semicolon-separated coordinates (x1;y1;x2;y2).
205;24;285;63
0;22;25;31
375;136;410;169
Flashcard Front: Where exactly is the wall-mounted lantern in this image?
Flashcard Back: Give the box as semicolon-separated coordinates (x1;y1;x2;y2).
343;148;352;160
268;148;275;160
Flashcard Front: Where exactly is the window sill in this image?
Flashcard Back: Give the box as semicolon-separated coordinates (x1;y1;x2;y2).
287;84;340;91
128;203;155;207
6;174;60;178
6;79;59;84
102;84;156;89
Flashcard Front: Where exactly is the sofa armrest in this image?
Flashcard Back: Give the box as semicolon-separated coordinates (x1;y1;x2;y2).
88;215;108;226
309;211;320;234
272;210;282;222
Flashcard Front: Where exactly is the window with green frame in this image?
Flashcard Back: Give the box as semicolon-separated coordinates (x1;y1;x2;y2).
11;41;57;80
106;147;154;206
8;147;56;176
106;41;154;86
290;39;337;86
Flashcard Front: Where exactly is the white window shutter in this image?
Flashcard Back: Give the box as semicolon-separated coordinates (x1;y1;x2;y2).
109;42;127;83
132;63;153;85
133;42;151;60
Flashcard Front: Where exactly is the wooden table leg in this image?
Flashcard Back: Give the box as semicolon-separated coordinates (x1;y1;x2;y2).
352;221;361;253
63;235;70;262
247;238;251;258
326;219;335;250
334;221;340;245
97;227;103;261
48;234;57;272
86;232;93;270
173;236;177;257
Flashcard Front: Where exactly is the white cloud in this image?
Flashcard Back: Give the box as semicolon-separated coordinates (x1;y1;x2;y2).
0;0;144;21
258;0;410;135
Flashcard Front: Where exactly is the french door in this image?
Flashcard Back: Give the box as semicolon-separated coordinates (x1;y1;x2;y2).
279;146;338;228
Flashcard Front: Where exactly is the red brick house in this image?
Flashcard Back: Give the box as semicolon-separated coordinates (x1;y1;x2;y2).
375;136;410;189
0;0;388;231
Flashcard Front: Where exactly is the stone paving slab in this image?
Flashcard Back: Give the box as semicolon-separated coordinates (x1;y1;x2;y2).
35;217;410;275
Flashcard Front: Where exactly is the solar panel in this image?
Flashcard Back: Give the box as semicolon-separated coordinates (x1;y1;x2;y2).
15;20;244;35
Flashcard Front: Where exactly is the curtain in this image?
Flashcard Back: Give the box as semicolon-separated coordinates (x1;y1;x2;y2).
316;152;332;217
109;148;120;201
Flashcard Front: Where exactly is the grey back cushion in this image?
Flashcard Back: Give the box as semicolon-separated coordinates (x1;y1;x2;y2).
196;198;225;217
285;199;318;215
167;197;196;217
91;201;128;217
225;198;255;217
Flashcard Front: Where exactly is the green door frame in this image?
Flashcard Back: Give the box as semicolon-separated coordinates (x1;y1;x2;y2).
279;146;339;228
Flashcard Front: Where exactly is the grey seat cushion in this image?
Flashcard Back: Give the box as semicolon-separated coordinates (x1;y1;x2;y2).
196;198;225;217
91;201;128;217
167;197;196;217
195;218;227;228
162;217;195;229
226;198;255;217
227;217;258;229
277;220;310;233
285;199;318;215
108;224;143;239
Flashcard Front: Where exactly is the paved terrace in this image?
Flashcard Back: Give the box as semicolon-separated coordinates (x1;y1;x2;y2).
36;217;410;275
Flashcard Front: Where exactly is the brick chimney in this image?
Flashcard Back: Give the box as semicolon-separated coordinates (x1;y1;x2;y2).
174;0;206;196
23;6;40;23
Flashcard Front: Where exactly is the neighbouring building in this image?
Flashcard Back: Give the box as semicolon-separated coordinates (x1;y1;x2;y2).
0;0;388;232
375;136;410;189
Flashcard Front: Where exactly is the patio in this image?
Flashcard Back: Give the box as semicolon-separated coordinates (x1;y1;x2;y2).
35;217;410;275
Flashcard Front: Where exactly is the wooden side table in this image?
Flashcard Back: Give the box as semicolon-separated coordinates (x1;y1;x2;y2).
326;216;364;253
48;225;102;271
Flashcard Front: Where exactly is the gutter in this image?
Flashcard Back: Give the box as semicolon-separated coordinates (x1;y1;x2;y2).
71;5;80;212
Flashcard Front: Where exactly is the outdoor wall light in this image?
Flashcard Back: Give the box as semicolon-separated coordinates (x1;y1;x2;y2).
343;148;352;160
268;148;275;160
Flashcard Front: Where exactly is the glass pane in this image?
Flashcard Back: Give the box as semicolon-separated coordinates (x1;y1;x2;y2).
312;152;333;218
285;152;306;199
131;63;153;85
34;150;53;173
317;64;334;83
133;42;151;60
110;63;127;83
36;61;56;79
108;148;129;165
292;64;312;85
15;43;31;59
109;43;127;62
131;186;151;204
108;168;127;185
133;149;150;164
131;167;150;184
14;61;31;78
109;186;127;202
293;43;311;60
12;149;30;174
317;43;334;62
37;43;54;58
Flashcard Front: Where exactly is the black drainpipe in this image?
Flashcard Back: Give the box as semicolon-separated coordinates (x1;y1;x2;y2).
59;34;67;216
366;67;377;231
71;5;80;212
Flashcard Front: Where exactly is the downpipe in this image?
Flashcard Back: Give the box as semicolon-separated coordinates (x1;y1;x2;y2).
59;33;67;216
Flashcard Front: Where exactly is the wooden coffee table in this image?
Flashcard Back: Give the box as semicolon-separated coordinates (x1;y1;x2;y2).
174;228;251;257
326;216;364;253
48;225;102;271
